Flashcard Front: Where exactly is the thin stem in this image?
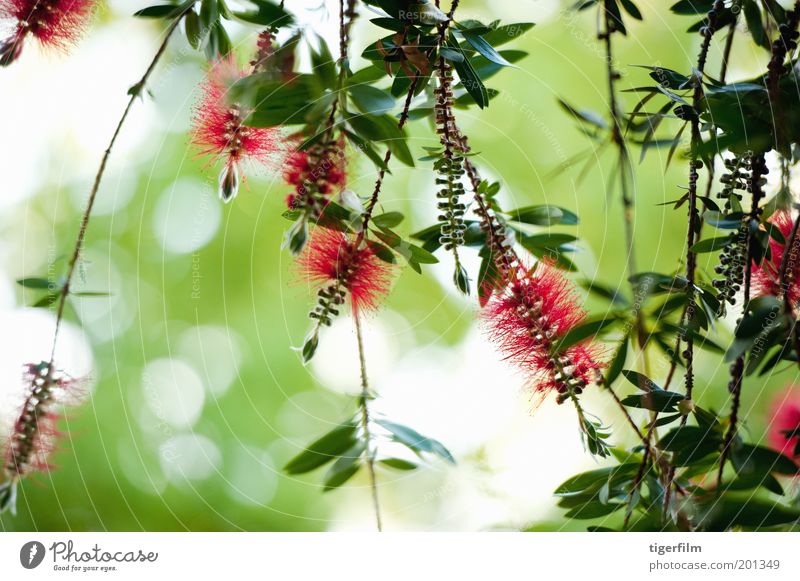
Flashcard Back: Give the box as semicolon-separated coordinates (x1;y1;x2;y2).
357;76;418;242
719;21;736;82
359;0;460;238
658;2;723;517
354;314;383;532
48;8;190;364
623;418;656;529
600;2;638;286
664;11;738;392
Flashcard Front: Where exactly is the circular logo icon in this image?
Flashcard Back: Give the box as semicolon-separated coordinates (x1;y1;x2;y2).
19;541;46;569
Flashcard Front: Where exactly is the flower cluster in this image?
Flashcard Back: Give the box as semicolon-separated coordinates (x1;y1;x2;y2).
769;388;800;460
0;362;81;513
283;144;346;211
483;264;603;403
298;228;393;320
0;0;95;66
752;210;800;304
191;58;282;203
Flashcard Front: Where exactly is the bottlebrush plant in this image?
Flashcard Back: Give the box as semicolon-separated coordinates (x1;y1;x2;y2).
0;362;83;515
6;0;800;533
0;0;97;66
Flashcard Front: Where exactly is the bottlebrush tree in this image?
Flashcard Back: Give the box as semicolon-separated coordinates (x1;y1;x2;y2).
4;0;800;532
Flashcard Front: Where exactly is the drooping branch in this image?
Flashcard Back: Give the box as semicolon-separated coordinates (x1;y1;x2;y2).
600;1;637;287
656;0;725;521
47;6;192;366
354;314;382;532
715;3;800;489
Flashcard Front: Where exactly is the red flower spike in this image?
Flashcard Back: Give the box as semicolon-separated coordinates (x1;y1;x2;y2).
3;362;81;481
768;388;800;460
191;58;282;202
283;144;347;210
483;264;603;400
752;210;800;304
298;228;393;316
0;0;95;66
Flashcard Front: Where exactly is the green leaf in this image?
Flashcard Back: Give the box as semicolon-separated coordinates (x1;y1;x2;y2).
349;85;396;115
232;0;293;27
134;3;189;18
556;317;618;351
564;501;624;519
379;458;418;470
704;211;745;229
454;263;470;295
200;0;218;29
310;36;337;90
347;114;414;166
554;462;639;495
446;38;489;109
621;390;685;412
621;369;662;392
184;9;202;49
376;419;455;464
439;47;464;62
368;241;397;264
670;0;713;14
732;443;799;477
33;293;59;308
507;205;579;226
481;22;535;47
205;20;231;58
17;277;53;289
323;441;365;491
347;66;387;87
343;130;390;171
234;75;323;127
635;65;691;90
460;31;515;67
605;336;629;385
690;236;732;253
558;98;608;130
743;0;769;49
619;0;642;20
301;334;319;363
518;233;579;249
696;494;800;530
658;426;721;466
406;242;439;270
284;422;358;474
372;212;404;229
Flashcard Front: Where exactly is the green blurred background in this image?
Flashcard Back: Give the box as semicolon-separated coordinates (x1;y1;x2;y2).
0;0;794;531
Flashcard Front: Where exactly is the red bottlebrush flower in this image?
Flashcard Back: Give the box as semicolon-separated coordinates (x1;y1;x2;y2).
752;210;800;304
483;264;603;402
283;143;347;211
768;388;800;460
0;0;95;66
1;362;82;514
298;228;393;316
191;58;282;202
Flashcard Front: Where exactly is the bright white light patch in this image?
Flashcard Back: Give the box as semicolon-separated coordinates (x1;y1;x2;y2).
159;433;222;483
153;177;221;255
141;358;205;429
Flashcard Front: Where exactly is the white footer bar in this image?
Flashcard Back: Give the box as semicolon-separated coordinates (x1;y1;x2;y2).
0;532;797;579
